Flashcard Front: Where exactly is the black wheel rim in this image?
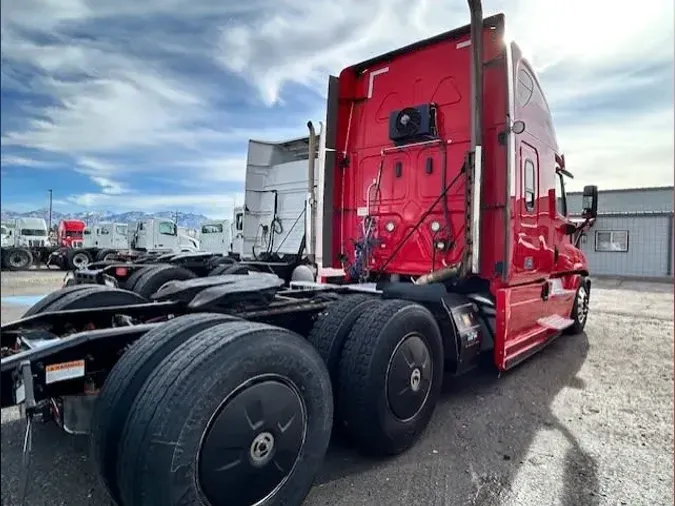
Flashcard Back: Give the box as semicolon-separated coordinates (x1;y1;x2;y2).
197;377;307;506
386;333;433;421
10;253;26;267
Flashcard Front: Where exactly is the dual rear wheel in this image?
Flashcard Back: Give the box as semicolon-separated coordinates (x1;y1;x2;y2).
91;314;333;506
28;288;443;505
309;295;444;455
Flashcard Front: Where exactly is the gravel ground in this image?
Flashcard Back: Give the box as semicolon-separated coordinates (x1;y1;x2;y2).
1;273;673;506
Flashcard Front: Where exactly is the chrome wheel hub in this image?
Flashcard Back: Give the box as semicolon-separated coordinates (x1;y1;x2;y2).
250;431;275;467
410;368;421;392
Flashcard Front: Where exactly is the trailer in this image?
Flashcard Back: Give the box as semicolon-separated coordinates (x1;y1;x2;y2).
0;217;58;270
1;4;599;506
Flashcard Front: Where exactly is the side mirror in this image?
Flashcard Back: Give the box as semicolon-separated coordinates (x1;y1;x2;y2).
562;223;576;235
582;185;598;218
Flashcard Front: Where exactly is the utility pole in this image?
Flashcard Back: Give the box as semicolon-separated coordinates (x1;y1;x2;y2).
48;189;53;231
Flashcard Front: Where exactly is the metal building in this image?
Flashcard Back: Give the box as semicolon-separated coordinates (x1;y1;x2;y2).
567;186;674;279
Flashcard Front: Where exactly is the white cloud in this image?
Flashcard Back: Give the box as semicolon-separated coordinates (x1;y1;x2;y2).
72;157;129;194
1;68;208;153
175;156;248;184
89;176;129;195
560;109;674;191
0;155;57;168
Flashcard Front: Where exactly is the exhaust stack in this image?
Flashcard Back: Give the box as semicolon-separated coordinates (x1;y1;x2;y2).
466;0;484;276
306;121;318;264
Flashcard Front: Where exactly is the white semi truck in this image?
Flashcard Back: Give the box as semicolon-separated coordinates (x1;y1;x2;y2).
0;217;55;270
51;219;200;270
198;219;233;254
1;224;13;248
83;222;130;250
130;219;200;253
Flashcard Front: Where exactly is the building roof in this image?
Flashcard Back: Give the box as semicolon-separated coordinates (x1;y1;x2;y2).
567;185;674;195
566;185;673;214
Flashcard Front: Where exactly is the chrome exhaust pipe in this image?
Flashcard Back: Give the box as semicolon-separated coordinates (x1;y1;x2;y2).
306;121;318;264
418;0;483;285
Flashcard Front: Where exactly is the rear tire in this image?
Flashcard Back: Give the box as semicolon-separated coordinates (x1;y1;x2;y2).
206;256;235;270
208;264;230;276
132;265;197;299
91;313;240;505
4;248;33;270
308;294;382;389
122;265;160;291
222;263;253;275
67;249;92;270
96;249;117;262
117;320;333;506
337;299;444;455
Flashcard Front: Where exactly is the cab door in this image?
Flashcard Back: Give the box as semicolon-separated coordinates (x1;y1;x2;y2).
551;170;580;274
512;142;542;283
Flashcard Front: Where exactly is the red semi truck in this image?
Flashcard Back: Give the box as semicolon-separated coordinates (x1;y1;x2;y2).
57;219;86;248
319;9;597;370
1;4;597;506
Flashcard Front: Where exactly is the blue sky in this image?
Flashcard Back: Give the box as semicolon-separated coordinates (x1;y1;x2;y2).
1;0;673;219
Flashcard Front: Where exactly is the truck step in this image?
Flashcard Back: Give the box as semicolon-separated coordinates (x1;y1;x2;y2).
536;314;575;331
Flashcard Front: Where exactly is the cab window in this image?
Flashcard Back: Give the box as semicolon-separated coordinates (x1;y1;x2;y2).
158;221;177;236
100;227;111;235
524;159;536;211
555;172;567;216
201;224;223;234
517;68;534;107
116;225;127;235
235;213;244;231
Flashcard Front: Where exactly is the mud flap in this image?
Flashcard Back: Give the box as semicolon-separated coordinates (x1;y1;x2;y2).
440;295;486;375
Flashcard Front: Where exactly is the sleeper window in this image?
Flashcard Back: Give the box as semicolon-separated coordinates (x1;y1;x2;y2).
524;159;536;211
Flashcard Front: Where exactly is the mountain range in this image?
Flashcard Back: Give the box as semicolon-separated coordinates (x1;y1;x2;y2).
0;209;210;230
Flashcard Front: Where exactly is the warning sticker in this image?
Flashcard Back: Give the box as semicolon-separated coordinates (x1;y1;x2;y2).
45;360;85;385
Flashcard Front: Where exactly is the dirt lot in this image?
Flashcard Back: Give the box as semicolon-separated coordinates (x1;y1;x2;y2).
1;273;673;506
